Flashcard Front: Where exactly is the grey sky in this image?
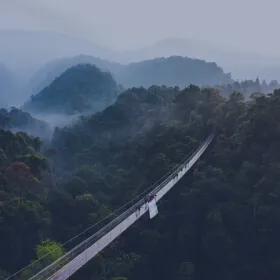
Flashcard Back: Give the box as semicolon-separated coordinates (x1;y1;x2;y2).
0;0;279;55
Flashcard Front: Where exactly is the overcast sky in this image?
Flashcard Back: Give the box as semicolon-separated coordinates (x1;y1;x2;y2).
0;0;279;55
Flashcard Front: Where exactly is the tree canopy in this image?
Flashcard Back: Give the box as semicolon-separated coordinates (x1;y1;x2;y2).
2;84;280;280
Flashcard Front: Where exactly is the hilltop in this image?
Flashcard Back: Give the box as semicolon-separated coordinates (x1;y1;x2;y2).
23;64;120;116
28;55;123;95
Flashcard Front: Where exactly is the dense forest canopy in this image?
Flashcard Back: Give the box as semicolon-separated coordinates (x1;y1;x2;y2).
1;82;280;280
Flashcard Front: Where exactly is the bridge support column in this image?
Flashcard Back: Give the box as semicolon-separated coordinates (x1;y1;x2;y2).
148;198;158;219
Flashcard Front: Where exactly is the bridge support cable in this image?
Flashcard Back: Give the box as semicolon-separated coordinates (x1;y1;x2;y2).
10;134;214;280
32;134;214;280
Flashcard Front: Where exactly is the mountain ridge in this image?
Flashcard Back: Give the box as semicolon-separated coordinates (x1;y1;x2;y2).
29;55;233;95
2;29;280;81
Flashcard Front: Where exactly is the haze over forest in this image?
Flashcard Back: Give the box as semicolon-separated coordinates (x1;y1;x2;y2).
2;1;280;280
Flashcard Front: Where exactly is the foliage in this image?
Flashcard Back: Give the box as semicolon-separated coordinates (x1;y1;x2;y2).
35;240;64;265
0;129;50;273
20;240;64;280
2;84;280;280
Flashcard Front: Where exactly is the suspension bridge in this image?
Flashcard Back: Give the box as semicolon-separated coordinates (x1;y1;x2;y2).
7;134;214;280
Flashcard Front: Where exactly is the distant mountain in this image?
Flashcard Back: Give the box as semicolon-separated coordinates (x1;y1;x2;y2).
118;37;275;64
0;29;118;98
23;64;120;116
0;30;116;72
0;30;120;107
117;56;233;88
30;55;232;93
4;29;280;106
28;55;123;95
118;38;280;81
2;30;280;101
2;30;280;87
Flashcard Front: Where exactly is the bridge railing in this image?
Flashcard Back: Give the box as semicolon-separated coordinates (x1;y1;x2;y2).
29;134;214;280
7;134;214;280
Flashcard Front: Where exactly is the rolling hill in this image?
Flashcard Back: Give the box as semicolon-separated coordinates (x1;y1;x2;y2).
28;55;123;95
23;64;120;116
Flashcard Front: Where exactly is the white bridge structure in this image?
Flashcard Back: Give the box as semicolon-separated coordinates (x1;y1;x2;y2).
8;134;214;280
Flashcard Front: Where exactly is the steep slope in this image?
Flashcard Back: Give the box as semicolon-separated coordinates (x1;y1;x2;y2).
23;64;120;115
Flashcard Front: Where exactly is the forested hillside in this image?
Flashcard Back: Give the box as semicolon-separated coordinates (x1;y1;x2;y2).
0;107;51;140
2;84;280;279
23;64;120;115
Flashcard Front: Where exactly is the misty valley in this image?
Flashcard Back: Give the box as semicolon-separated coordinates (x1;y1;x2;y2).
1;43;280;280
